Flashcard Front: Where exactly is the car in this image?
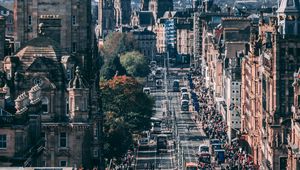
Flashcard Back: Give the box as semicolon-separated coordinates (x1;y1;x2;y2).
198;144;209;154
180;87;188;93
181;100;189;112
143;87;151;95
156;79;163;88
155;68;163;79
150;117;162;133
173;80;180;92
149;61;157;68
181;92;189;100
138;131;150;147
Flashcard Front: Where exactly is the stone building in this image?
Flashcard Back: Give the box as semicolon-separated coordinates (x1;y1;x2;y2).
14;0;92;72
148;0;173;21
240;0;300;168
98;0;132;38
0;16;5;60
288;69;300;170
0;5;13;36
132;28;157;59
0;24;102;168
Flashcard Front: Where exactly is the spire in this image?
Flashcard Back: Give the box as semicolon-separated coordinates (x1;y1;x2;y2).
68;66;88;89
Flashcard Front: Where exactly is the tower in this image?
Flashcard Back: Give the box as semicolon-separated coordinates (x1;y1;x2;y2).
277;0;300;37
149;0;173;21
14;0;92;71
114;0;132;27
141;0;150;11
68;66;89;122
98;0;115;38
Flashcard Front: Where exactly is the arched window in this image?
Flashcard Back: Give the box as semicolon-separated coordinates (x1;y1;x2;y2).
42;97;49;114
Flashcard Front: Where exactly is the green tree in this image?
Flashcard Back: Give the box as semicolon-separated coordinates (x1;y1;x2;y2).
101;76;154;133
101;32;138;59
103;111;132;159
120;51;150;78
100;55;127;80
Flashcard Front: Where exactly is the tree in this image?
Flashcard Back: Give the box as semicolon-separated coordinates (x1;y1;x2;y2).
101;32;138;59
100;55;127;80
103;111;132;160
120;51;150;78
101;76;154;133
101;76;154;160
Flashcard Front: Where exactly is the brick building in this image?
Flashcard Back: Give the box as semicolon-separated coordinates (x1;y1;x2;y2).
240;0;300;168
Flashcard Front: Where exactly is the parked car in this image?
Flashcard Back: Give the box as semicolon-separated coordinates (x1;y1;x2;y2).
181;100;189;112
143;87;151;95
180;87;188;93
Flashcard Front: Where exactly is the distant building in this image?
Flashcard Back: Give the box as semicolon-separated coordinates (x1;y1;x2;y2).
132;28;157;59
98;0;132;38
131;11;155;29
0;5;13;36
148;0;174;21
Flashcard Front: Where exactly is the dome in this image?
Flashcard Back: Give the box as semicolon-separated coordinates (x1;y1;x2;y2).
68;66;88;89
15;36;62;64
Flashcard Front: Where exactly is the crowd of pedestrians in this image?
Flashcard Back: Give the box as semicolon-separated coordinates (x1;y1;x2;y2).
188;71;258;170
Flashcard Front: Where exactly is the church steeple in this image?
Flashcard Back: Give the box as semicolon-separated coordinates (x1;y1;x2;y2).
277;0;300;37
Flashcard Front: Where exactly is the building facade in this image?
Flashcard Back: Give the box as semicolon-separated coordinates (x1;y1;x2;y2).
132;28;157;60
14;0;92;71
288;69;300;170
148;0;173;21
0;5;13;36
240;0;300;167
98;0;132;38
0;23;102;168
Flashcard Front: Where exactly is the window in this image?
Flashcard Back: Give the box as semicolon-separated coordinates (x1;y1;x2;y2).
94;126;98;140
72;15;76;25
59;132;67;148
60;160;67;167
94;149;98;157
72;42;77;53
0;134;7;149
67;69;72;81
41;132;46;147
66;98;69;115
42;97;49;114
28;15;32;25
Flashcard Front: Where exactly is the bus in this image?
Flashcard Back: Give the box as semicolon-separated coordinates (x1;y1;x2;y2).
173;80;180;92
156;134;168;153
185;162;198;170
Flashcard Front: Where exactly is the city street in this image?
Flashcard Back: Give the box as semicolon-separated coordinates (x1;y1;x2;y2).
135;68;209;170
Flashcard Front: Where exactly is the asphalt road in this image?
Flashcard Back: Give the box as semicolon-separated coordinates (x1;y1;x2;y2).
135;68;209;170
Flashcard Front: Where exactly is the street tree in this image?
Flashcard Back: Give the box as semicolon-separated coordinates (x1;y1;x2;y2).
120;51;150;78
